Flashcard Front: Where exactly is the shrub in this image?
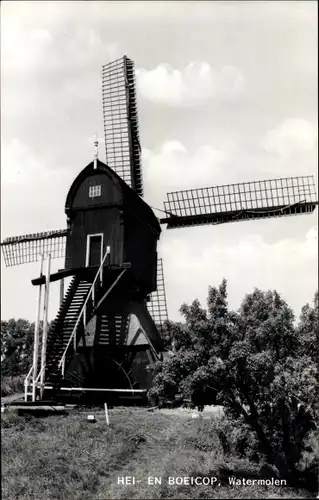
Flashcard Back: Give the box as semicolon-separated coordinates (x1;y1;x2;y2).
1;375;25;397
150;282;318;490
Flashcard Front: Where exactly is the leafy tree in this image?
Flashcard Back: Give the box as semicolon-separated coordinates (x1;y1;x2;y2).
296;291;318;364
149;282;318;487
1;319;35;376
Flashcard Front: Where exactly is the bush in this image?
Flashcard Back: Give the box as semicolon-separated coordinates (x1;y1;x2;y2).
1;319;35;376
1;375;25;397
150;283;318;490
298;427;319;491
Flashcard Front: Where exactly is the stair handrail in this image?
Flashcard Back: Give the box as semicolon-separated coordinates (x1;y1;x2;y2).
58;246;110;375
24;363;35;401
34;361;46;386
25;363;34;382
24;276;83;399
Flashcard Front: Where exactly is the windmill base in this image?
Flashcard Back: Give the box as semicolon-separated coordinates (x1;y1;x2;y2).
41;388;149;406
41;344;156;404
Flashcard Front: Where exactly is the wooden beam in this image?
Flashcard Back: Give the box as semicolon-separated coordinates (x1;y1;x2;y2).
31;267;80;286
32;263;132;286
43;386;147;393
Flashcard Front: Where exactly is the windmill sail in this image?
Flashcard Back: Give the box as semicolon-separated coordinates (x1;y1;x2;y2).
160;175;318;229
1;229;67;267
102;56;143;196
147;258;168;334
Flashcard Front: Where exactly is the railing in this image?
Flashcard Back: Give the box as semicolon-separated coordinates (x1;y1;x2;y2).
24;253;49;402
34;362;46;390
24;361;48;401
58;246;111;376
24;363;35;401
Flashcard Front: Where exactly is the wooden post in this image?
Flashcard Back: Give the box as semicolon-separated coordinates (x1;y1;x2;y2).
40;254;51;398
32;254;44;402
104;402;109;426
59;277;64;307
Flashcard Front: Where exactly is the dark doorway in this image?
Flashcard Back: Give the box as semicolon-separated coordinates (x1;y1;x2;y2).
87;235;102;267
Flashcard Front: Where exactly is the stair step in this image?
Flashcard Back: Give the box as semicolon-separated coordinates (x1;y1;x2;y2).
42;278;96;385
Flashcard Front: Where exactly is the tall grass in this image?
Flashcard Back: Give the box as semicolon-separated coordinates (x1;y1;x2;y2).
1;375;25;397
1;408;313;500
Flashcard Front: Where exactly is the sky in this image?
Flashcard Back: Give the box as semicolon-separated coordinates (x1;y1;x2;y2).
1;0;318;324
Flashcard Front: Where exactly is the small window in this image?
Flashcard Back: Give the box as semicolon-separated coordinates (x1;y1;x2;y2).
89;185;101;198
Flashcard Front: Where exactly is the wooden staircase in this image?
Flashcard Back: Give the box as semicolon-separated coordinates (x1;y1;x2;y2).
23;250;159;402
43;277;92;396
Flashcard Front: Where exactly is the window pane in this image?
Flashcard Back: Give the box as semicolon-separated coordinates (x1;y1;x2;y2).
89;185;101;198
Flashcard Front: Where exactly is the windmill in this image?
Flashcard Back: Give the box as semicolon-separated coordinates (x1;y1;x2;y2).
1;56;318;405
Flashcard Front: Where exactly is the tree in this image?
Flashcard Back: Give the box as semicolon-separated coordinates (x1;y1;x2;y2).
1;319;35;376
149;282;318;486
296;291;319;364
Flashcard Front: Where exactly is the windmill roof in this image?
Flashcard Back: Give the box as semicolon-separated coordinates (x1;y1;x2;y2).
65;159;161;234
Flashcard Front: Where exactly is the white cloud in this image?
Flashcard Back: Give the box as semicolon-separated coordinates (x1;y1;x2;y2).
262;118;318;158
1;12;53;76
0;0;317;328
1;140;317;326
2;20;117;79
160;223;318;321
142;141;233;209
142;140;318;322
1;138;47;185
142;138;318;214
1;139;72;236
136;62;245;106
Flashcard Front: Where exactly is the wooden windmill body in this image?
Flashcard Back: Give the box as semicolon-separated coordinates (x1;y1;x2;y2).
1;56;318;404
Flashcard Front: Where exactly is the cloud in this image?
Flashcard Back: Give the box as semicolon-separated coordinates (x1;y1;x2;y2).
1;7;118;111
136;62;245;106
1;1;317;328
1;138;72;236
142;139;317;323
1;138;49;185
1;17;52;76
262;118;318;158
1;137;317;326
2;19;117;83
141;137;318;213
142;140;233;209
160;223;318;322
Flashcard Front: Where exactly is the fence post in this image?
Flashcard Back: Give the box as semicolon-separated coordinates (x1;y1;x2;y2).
59;277;64;306
104;402;109;426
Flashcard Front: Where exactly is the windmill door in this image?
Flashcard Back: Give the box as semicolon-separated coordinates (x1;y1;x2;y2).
86;234;103;267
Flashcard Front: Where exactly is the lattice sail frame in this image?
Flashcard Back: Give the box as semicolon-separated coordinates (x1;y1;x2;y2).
102;56;143;196
161;176;318;228
147;258;168;334
1;229;67;267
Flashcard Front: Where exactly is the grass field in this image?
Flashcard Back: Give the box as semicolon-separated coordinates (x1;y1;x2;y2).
1;407;314;500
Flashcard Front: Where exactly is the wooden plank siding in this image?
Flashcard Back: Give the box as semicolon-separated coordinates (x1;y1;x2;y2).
71;172;122;208
64;160;160;295
65;208;123;269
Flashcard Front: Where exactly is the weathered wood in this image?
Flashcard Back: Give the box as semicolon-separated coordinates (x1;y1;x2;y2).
30;160;164;401
64;160;160;295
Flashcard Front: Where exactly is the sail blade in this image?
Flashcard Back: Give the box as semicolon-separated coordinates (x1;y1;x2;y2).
0;229;67;267
102;56;143;196
160;175;318;229
147;258;168;335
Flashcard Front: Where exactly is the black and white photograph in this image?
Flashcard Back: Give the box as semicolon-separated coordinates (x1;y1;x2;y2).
1;1;318;499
